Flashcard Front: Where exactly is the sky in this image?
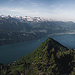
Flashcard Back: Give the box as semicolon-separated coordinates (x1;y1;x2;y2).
0;0;75;21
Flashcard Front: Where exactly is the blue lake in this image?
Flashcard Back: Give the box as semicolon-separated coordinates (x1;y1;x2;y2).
0;34;75;64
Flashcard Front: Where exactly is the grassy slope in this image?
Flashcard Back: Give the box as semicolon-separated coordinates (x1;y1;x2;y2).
17;38;68;64
0;38;75;75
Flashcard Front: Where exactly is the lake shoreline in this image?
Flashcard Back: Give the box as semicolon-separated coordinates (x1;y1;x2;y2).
0;33;75;64
48;32;75;36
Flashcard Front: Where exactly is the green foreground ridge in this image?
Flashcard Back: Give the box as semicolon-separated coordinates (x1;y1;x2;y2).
0;38;75;75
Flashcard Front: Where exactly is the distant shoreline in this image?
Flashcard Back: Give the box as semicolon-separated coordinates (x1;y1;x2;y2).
48;32;75;36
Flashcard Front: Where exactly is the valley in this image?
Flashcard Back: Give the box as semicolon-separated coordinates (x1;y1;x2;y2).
0;0;75;75
0;15;75;46
0;15;75;75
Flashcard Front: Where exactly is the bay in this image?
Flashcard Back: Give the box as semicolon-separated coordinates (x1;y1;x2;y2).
0;34;75;64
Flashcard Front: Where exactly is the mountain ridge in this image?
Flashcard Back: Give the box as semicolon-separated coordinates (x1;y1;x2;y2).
17;38;68;64
0;38;75;75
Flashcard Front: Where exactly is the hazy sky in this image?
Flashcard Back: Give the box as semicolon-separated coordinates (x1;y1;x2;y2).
0;0;75;21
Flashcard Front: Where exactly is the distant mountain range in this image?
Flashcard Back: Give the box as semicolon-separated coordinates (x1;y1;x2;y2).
0;15;50;22
0;38;75;75
0;15;75;46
